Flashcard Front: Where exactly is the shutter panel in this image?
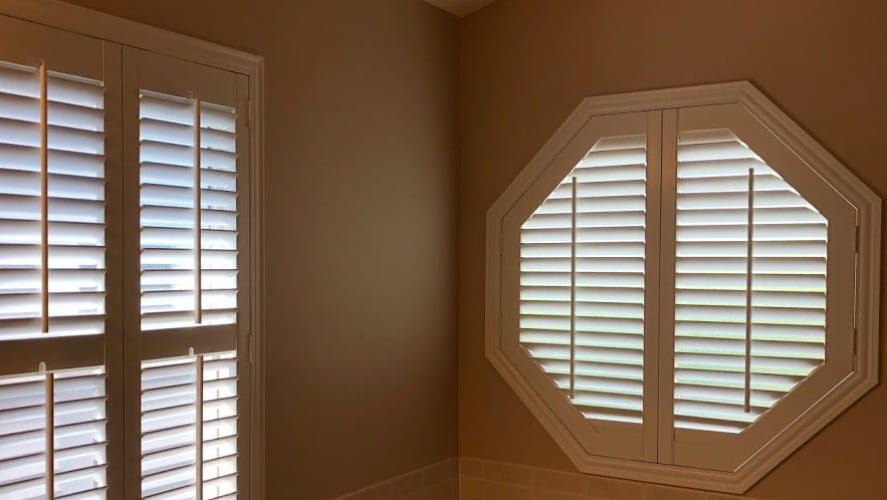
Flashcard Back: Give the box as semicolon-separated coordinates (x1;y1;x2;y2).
0;64;106;338
139;92;239;331
129;49;247;499
673;128;827;434
520;133;647;424
0;16;116;496
0;367;107;499
141;351;238;499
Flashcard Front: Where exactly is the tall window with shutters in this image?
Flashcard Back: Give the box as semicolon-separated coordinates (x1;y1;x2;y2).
125;48;250;500
0;11;257;500
0;17;119;499
486;83;880;493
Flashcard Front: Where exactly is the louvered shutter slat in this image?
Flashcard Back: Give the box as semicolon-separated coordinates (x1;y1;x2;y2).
520;133;647;424
673;128;827;433
140;351;238;499
0;368;107;498
0;64;42;339
139;93;239;331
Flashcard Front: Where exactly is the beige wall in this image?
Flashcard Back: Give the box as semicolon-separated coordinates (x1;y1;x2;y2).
459;1;887;499
61;0;460;498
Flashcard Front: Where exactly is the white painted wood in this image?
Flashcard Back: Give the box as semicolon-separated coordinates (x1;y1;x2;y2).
669;103;858;473
642;110;663;463
0;3;266;498
485;81;881;494
656;109;678;466
501;111;650;460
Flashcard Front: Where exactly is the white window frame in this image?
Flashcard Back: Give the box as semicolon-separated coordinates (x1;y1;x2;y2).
485;81;880;493
0;1;266;498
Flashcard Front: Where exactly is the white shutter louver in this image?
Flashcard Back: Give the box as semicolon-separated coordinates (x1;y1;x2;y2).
673;128;827;433
520;134;647;424
0;367;107;499
0;63;106;338
139;93;238;331
141;351;238;500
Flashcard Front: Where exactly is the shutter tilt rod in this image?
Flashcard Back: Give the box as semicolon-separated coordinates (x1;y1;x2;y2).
40;63;49;333
744;167;755;413
196;354;204;499
570;176;577;400
45;372;55;497
194;99;203;324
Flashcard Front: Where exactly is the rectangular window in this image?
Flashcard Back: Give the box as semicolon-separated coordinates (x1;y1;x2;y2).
0;11;256;499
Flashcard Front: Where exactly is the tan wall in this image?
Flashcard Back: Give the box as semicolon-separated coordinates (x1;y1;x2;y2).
61;0;460;498
458;1;887;499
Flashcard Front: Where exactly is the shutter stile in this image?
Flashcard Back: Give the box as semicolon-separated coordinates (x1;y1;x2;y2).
520;134;647;424
673;128;827;433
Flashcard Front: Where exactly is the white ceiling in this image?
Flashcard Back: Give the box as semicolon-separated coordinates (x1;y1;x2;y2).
422;0;495;17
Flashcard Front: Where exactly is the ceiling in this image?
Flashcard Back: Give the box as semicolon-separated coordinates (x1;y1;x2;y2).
422;0;495;17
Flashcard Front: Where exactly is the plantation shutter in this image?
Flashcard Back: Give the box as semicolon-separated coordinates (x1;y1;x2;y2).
663;104;857;472
672;127;827;434
520;133;648;423
489;86;874;486
123;48;250;499
0;15;122;500
503;111;660;461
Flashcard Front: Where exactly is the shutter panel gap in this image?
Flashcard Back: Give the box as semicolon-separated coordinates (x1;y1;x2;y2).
744;167;755;413
569;175;577;400
196;355;204;500
39;63;49;334
193;100;203;325
44;372;54;498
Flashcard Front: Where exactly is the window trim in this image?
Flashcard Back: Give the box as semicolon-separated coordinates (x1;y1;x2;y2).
0;1;266;498
485;81;880;493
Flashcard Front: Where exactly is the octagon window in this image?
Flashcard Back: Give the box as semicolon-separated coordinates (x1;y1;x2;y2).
486;83;880;493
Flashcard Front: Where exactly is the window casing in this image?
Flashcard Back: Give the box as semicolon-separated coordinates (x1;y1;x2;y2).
0;8;262;500
485;83;880;493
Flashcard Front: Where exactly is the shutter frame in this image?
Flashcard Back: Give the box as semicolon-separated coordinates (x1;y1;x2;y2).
123;48;250;500
485;81;881;493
